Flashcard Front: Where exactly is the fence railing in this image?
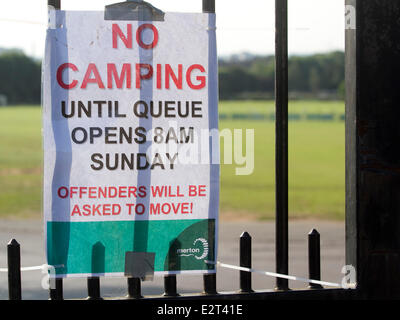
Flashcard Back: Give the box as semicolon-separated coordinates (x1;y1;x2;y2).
5;228;354;300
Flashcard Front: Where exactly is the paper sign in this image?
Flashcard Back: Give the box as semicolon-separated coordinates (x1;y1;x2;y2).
42;10;219;277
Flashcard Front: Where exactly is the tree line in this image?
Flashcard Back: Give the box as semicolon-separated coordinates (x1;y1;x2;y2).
219;51;344;100
0;50;41;105
0;50;344;105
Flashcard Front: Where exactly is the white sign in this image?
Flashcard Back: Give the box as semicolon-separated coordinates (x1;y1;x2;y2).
43;9;219;277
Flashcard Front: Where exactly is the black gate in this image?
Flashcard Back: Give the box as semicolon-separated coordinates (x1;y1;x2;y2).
5;0;400;300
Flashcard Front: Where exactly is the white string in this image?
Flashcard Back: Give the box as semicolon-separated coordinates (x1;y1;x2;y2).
205;260;347;288
0;261;355;289
0;264;63;272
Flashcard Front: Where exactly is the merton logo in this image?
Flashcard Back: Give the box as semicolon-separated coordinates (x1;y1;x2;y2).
177;238;209;260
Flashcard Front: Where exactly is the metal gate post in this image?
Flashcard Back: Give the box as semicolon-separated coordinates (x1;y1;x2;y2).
48;0;60;9
346;0;400;299
202;0;215;13
275;0;289;291
7;239;22;300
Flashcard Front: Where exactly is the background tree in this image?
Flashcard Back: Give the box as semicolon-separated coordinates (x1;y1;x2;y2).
0;50;41;104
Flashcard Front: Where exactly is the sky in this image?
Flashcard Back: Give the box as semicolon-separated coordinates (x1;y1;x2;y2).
0;0;345;58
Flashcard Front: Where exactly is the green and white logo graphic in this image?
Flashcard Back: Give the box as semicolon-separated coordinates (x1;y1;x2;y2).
177;238;209;260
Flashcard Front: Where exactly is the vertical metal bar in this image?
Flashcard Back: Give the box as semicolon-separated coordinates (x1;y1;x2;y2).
49;278;63;300
308;229;323;289
275;0;289;291
203;274;217;295
344;0;357;282
202;0;215;13
163;275;179;297
240;232;253;293
127;277;142;299
202;0;217;298
346;0;400;298
47;0;62;302
48;0;60;9
87;277;102;300
7;239;21;300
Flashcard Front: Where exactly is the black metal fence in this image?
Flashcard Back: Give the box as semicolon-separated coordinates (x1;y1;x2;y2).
4;0;400;301
6;228;354;300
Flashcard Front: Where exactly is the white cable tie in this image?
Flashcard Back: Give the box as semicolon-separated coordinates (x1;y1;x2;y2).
205;260;344;288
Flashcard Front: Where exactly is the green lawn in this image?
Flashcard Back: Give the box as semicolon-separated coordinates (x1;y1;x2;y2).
219;100;345;220
0;106;43;218
220;120;345;220
0;101;345;220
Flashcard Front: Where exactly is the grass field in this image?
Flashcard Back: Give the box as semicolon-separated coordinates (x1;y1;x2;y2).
0;101;345;220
